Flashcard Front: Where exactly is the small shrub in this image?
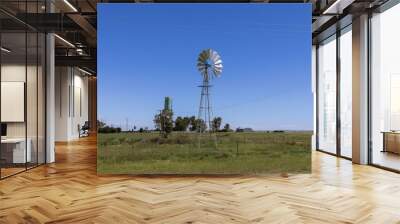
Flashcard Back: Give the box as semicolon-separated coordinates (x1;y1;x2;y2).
127;138;139;145
149;136;161;143
174;134;191;144
214;152;229;159
118;137;127;144
110;138;120;145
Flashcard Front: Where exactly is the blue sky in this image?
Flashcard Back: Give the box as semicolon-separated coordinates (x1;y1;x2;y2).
98;4;312;131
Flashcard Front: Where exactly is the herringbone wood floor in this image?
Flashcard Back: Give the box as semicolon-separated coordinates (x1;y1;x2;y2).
1;136;400;224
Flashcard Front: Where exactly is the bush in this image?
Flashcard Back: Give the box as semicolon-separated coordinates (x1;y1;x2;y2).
149;136;162;144
147;134;192;145
286;141;296;145
173;134;192;144
98;126;122;133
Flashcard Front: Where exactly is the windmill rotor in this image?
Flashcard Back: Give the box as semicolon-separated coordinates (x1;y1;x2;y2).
197;49;223;80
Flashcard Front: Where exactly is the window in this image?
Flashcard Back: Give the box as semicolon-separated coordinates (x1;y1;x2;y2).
0;2;46;179
339;26;352;158
317;35;337;154
370;3;400;171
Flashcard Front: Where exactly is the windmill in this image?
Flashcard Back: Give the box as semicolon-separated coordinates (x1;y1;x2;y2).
196;49;223;147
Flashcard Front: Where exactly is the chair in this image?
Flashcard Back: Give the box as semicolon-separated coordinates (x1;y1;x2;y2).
79;121;90;138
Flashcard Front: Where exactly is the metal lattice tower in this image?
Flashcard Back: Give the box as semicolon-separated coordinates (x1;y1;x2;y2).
196;49;223;147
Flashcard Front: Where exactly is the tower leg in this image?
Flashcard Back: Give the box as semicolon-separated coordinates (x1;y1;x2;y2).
197;81;206;148
197;79;218;149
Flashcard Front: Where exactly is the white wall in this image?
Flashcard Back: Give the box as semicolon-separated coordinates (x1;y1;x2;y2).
1;65;26;138
1;63;46;164
1;65;39;138
55;67;89;141
55;66;69;141
72;72;89;138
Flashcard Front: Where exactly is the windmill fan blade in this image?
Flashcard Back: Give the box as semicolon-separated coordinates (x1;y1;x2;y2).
197;49;223;76
213;60;222;66
200;56;207;61
200;51;209;61
210;51;218;60
214;67;222;72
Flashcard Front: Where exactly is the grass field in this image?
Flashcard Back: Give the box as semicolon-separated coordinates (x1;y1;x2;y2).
97;131;311;174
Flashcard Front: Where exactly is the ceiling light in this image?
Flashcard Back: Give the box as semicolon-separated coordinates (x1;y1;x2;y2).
1;47;11;53
54;34;75;48
78;67;93;76
323;1;340;14
322;0;354;15
63;0;78;12
76;48;85;55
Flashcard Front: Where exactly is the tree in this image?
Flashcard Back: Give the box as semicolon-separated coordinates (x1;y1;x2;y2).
154;114;161;130
193;119;206;133
211;117;222;132
98;125;122;133
154;109;173;138
97;120;123;133
222;123;232;132
182;117;191;131
188;116;197;132
174;116;190;131
97;120;106;129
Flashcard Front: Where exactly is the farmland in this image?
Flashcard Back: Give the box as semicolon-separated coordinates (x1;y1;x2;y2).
97;131;311;174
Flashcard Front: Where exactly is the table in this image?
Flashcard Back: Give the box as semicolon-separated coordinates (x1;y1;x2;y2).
1;138;31;164
382;131;400;154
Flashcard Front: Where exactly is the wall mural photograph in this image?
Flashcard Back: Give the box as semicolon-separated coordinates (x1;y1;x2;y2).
98;4;312;174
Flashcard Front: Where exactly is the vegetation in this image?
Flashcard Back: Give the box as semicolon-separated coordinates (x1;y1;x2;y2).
97;131;311;174
153;109;174;138
98;126;122;133
98;98;311;175
222;123;232;132
97;120;122;133
152;97;232;137
212;117;222;132
173;116;191;131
